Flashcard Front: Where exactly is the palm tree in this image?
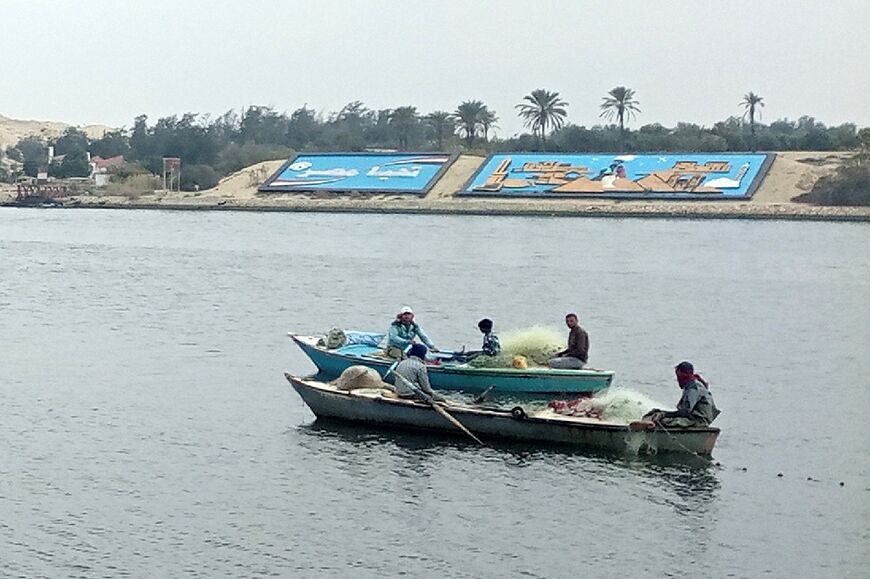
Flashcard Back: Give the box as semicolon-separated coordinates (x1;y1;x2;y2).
425;111;452;149
453;100;487;149
515;89;569;148
389;106;418;150
480;108;498;142
599;86;641;151
740;92;765;152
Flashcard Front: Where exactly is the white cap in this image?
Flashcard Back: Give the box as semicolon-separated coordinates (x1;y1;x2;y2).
399;306;414;315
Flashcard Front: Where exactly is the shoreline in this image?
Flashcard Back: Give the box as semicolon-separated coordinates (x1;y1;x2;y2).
3;151;869;223
5;196;868;222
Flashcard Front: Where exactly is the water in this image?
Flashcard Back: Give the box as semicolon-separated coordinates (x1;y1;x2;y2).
1;208;868;578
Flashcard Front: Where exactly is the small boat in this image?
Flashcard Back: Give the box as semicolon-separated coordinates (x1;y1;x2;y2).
290;334;615;395
285;374;720;456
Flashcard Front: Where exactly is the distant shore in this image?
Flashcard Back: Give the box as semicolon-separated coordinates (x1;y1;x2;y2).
3;151;869;222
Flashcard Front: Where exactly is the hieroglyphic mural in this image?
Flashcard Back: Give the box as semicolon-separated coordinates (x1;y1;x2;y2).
259;152;456;194
462;153;774;199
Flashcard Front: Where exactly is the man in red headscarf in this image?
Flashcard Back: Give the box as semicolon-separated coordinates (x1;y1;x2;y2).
643;361;721;428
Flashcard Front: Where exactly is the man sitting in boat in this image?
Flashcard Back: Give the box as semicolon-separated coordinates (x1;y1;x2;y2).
459;318;501;361
384;306;438;359
548;313;589;369
393;344;444;402
643;361;721;428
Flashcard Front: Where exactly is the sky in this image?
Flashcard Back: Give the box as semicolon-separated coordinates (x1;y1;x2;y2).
2;0;868;136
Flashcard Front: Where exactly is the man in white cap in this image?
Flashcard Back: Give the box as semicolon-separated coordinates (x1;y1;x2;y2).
384;306;438;359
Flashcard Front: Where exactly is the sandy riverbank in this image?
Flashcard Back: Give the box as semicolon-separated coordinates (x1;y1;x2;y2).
2;151;869;221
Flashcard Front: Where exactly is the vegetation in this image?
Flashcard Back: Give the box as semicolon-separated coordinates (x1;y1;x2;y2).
599;86;641;151
1;91;867;203
794;128;870;206
516;89;569;148
741;92;765;152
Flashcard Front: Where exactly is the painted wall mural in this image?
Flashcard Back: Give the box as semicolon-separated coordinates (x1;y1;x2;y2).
259;153;455;194
461;153;775;199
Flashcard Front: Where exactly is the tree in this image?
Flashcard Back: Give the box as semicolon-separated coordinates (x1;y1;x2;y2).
14;136;48;177
515;89;569;148
90;129;130;158
599;86;641;151
453;100;487;149
740;92;765;152
480;107;498;142
53;127;90;156
425;111;452;150
388;106;419;150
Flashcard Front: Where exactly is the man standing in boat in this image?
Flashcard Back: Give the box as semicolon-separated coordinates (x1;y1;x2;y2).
643;361;720;428
384;306;438;359
393;344;444;402
548;313;589;369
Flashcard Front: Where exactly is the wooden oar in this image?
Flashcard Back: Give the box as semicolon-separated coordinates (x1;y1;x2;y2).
394;373;484;445
382;345;411;380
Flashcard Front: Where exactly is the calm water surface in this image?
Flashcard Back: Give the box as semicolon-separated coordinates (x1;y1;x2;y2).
1;208;868;578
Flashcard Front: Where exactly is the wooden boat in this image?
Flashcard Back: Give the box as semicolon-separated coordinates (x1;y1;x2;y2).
290;334;615;395
285;374;720;456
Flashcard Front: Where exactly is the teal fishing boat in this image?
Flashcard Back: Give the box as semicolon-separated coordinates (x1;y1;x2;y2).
290;334;615;395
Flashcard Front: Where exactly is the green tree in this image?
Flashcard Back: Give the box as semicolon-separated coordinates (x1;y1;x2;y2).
480;107;498;142
515;89;569;148
599;86;641;151
58;151;91;178
425;111;452;150
740;92;765;152
453;100;487;149
90;129;130;158
53;127;90;156
389;106;419;150
14;136;48;177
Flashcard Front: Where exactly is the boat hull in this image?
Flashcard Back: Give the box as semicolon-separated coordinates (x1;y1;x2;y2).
291;335;615;394
286;374;719;456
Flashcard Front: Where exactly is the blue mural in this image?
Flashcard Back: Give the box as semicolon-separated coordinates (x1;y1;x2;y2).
462;153;774;199
259;153;455;194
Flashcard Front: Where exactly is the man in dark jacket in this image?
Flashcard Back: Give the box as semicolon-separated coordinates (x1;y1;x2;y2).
548;313;589;369
644;361;721;428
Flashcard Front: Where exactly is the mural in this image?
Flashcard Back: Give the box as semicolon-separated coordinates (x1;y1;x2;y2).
259;153;455;194
461;153;774;199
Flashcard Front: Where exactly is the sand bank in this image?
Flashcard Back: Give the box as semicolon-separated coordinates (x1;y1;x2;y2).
2;151;868;222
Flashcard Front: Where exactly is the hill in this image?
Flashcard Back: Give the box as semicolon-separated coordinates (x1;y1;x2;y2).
0;114;112;151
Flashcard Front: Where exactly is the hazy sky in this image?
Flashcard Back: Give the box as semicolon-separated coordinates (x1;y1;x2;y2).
3;0;868;136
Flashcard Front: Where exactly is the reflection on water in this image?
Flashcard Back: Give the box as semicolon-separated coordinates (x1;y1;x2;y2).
2;208;868;577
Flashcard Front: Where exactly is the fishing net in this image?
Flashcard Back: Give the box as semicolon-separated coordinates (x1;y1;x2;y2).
332;365;395;392
468;326;564;368
545;388;665;424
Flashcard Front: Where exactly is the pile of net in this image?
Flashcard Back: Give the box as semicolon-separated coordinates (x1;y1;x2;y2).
545;388;664;424
331;365;395;393
468;326;563;368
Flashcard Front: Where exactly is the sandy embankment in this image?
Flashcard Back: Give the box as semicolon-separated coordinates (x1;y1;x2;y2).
3;151;869;221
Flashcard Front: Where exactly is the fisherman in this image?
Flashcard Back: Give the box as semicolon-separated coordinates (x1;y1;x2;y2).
643;361;721;428
460;318;501;361
384;306;438;359
392;344;444;402
548;313;589;369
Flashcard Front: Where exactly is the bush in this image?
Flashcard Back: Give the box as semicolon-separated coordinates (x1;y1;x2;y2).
794;163;870;206
179;164;219;191
104;174;162;197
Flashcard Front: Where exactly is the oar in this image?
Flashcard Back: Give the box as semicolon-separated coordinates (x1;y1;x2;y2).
472;385;496;404
394;373;484;445
382;344;411;380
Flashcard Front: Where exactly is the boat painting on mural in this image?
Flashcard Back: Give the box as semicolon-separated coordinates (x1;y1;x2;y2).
285;374;720;456
290;334;615;395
